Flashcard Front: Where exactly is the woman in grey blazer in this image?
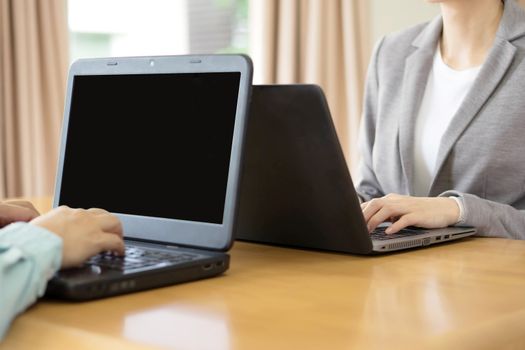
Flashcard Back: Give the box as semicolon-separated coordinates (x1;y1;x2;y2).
358;0;525;239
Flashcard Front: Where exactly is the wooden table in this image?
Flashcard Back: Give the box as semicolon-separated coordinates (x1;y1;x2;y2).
2;198;525;349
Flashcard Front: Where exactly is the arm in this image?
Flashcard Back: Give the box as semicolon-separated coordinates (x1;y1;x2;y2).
441;191;525;240
355;37;386;202
0;204;125;341
0;223;62;341
361;191;525;239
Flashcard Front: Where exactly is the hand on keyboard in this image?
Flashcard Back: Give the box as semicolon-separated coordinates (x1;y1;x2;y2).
31;206;124;268
360;194;460;234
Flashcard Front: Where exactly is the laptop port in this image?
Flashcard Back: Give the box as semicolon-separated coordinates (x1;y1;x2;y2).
202;263;213;271
216;261;224;267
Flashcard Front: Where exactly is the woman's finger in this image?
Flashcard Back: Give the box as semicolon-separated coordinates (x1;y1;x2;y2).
386;214;417;234
86;208;110;215
0;204;40;226
2;200;40;215
96;232;125;255
367;205;399;232
93;213;123;236
362;199;384;223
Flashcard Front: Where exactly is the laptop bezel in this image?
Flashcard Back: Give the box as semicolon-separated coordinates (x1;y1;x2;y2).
54;54;253;251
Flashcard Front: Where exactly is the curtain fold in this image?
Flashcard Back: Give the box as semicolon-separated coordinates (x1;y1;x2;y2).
249;0;370;174
0;0;68;198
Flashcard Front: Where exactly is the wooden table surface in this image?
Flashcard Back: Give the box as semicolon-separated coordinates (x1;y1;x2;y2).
2;198;525;350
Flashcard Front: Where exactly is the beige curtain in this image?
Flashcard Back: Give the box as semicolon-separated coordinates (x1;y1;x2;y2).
0;0;68;198
249;0;370;174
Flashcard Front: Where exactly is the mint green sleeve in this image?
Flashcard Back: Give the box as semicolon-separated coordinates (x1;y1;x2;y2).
0;222;62;341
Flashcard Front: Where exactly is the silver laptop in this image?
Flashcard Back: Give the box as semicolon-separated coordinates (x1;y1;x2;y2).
236;84;476;254
46;55;252;300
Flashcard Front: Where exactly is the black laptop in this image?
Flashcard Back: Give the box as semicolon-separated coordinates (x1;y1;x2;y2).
236;84;475;254
46;55;252;300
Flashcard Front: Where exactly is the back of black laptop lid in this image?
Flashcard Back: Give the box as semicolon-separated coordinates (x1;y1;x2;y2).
237;84;373;254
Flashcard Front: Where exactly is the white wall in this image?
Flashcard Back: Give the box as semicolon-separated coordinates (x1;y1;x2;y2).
370;0;441;45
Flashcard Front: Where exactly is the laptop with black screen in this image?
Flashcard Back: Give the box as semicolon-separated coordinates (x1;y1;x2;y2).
46;55;252;300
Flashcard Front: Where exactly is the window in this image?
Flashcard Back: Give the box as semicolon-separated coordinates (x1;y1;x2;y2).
68;0;248;62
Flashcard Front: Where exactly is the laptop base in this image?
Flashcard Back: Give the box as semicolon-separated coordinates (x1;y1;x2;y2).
46;242;229;301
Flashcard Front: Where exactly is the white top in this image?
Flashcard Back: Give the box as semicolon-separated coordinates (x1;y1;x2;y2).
412;47;482;197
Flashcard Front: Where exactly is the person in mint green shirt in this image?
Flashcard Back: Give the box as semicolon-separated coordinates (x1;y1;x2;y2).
0;200;124;341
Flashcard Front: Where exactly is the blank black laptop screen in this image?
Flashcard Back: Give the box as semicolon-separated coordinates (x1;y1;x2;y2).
59;72;240;224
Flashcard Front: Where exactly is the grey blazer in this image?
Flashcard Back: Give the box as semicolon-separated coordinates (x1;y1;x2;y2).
356;0;525;239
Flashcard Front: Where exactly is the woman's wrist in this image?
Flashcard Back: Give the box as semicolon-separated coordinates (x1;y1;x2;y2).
448;196;465;225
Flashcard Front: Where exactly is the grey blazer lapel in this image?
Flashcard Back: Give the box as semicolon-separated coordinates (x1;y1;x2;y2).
430;0;524;193
399;18;442;194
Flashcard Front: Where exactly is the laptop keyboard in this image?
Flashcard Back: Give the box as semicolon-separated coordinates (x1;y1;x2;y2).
371;226;429;241
87;246;199;271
